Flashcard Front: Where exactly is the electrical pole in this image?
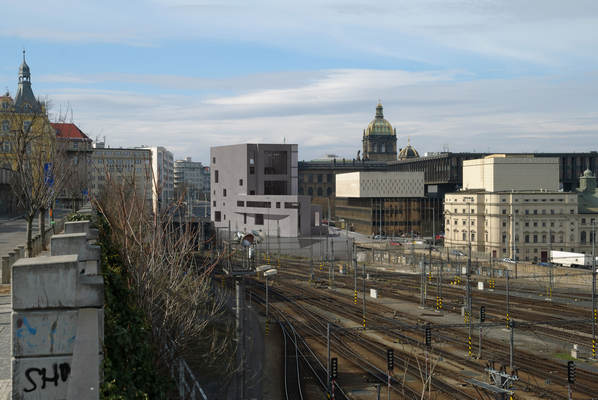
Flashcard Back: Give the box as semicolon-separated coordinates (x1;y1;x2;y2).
353;242;358;304
327;322;331;396
331;238;335;290
310;235;314;283
420;260;425;308
465;197;473;357
509;320;514;370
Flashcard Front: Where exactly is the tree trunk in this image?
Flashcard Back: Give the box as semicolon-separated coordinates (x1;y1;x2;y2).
26;216;34;257
39;208;47;251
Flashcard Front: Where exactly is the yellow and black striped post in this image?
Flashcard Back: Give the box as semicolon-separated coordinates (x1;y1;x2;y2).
435;296;443;310
464;311;469;324
362;317;366;329
320;262;323;271
427;272;432;282
354;290;358;305
468;336;472;357
506;313;510;329
593;339;596;359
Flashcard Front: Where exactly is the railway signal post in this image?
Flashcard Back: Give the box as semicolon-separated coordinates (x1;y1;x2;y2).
387;349;394;400
330;357;338;399
592;221;596;360
567;360;575;400
479;305;485;359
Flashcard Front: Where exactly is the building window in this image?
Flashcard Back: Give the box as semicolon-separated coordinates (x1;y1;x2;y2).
582;218;586;224
239;179;243;186
215;211;221;222
318;174;323;183
276;202;281;208
223;189;226;197
570;209;574;214
213;201;216;207
214;170;219;183
581;231;586;243
525;235;530;243
250;190;255;195
237;201;244;207
327;187;332;196
317;187;323;196
542;234;546;243
298;187;304;195
23;120;31;132
308;187;313;196
471;232;475;241
462;232;466;241
308;174;313;183
533;235;538;243
2;120;9;131
243;213;247;224
502;209;506;214
327;173;333;183
250;167;255;174
255;213;264;225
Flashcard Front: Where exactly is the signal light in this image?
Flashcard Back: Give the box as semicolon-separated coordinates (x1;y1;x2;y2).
480;305;486;322
425;324;431;348
387;349;394;371
330;357;338;380
567;361;576;384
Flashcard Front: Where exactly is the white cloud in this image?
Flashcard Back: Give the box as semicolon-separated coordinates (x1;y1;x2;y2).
39;68;598;163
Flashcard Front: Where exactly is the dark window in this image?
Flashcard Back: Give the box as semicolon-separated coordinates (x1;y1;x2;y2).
525;235;529;243
215;211;221;222
284;202;299;209
533;210;537;215
250;167;255;174
255;213;264;225
308;174;313;183
263;151;287;175
212;157;215;164
239;179;243;186
533;235;538;243
298;187;304;195
243;213;247;224
317;174;323;183
247;201;271;208
308;187;313;196
250;190;255;195
276;202;280;208
264;180;287;195
327;173;333;183
214;170;219;183
502;209;506;214
581;231;586;243
223;189;226;197
237;201;244;207
327;187;332;196
317;187;323;196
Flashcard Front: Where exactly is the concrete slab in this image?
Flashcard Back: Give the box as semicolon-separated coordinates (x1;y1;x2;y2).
12;311;78;357
12;255;79;310
12;355;72;400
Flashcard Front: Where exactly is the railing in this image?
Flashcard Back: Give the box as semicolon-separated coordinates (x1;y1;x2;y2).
174;358;208;400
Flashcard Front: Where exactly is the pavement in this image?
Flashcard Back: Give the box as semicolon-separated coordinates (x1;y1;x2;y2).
0;292;11;400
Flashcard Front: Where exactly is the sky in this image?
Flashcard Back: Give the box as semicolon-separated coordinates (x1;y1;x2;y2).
1;0;597;163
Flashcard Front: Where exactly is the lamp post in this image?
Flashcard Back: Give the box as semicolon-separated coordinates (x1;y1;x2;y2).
463;195;475;357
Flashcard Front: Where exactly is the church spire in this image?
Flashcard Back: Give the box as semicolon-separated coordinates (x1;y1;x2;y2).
15;50;40;112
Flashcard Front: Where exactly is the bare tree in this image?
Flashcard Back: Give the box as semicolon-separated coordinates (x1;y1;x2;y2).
0;106;71;256
92;162;237;387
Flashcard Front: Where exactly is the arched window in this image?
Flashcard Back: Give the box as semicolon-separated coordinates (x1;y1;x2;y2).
317;187;323;196
380;143;385;153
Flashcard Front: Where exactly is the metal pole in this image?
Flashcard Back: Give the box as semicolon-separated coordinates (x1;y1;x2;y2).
592;221;596;359
420;260;425;308
331;239;335;290
310;235;314;283
466;197;473;355
479;314;483;359
509;320;514;370
363;263;366;329
506;269;510;329
265;276;269;321
387;372;390;400
327;322;331;395
353;241;358;304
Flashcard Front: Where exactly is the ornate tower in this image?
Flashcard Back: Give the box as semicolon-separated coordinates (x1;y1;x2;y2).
362;101;397;161
14;50;40;112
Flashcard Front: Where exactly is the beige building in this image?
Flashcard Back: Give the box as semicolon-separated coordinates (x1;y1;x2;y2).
462;155;559;191
444;190;579;262
445;155;598;262
90;141;153;207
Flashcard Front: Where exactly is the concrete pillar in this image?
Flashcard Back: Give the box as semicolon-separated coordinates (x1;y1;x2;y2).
17;245;25;258
1;256;9;284
12;240;104;399
64;221;90;235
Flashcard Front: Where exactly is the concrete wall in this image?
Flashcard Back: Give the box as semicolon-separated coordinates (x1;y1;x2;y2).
463;155;559;192
11;218;103;400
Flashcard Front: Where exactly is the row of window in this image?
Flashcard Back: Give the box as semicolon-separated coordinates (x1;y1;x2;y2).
298;186;333;196
448;208;573;215
299;173;334;184
235;200;299;209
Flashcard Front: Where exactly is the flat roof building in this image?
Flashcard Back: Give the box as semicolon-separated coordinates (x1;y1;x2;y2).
210;143;315;237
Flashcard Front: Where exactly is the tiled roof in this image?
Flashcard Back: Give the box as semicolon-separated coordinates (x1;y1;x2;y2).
51;123;91;141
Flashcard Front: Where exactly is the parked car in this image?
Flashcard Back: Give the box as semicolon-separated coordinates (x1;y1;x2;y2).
501;257;516;264
450;249;465;257
373;235;387;240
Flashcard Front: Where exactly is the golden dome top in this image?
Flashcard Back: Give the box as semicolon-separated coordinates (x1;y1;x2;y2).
364;102;395;136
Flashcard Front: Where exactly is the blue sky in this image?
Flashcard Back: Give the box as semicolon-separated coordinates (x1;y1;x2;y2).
1;0;597;162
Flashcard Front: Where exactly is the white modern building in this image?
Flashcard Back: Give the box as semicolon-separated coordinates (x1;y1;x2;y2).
142;146;174;214
210;143;315;237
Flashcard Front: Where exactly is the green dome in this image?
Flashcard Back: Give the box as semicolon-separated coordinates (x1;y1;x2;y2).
365;102;395;136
